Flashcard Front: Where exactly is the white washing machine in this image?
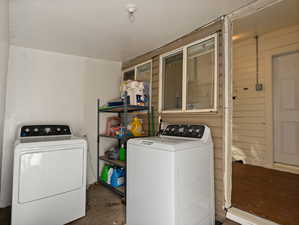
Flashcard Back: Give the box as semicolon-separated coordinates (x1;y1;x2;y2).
11;125;87;225
127;124;215;225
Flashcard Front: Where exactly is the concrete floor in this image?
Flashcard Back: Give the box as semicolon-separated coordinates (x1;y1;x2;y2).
0;184;125;225
0;183;235;225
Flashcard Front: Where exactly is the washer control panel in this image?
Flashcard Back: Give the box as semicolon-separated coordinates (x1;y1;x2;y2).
162;124;205;138
20;125;71;137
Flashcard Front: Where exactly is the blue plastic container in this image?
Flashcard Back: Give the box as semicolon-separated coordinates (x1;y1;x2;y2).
111;168;125;187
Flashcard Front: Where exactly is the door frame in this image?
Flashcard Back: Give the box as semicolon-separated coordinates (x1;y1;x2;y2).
264;43;299;174
223;0;285;210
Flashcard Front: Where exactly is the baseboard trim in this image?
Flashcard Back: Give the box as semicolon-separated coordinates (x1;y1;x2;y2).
227;208;279;225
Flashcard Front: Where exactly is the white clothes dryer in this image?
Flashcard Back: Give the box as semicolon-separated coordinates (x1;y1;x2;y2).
11;125;87;225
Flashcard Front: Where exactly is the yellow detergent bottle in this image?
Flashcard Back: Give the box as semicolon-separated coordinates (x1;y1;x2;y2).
129;117;143;136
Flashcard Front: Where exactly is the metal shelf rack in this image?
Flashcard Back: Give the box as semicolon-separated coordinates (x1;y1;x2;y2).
97;95;154;198
99;180;125;197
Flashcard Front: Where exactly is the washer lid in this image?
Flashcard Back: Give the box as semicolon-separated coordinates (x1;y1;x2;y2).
128;136;211;152
128;125;212;151
15;136;86;151
19;136;77;143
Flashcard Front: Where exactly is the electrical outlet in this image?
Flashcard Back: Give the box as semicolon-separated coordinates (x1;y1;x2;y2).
256;83;263;91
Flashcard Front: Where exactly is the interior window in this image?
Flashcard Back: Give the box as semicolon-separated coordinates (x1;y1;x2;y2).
160;34;217;113
162;51;183;111
123;69;135;81
136;63;151;81
186;37;216;110
136;62;152;107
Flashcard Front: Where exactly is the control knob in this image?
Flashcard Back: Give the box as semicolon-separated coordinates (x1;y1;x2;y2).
45;127;51;134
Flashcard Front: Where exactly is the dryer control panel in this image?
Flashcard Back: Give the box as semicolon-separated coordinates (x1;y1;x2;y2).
162;124;205;138
20;125;72;137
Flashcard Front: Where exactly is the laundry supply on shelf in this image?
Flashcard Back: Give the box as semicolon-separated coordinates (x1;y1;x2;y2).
101;164;111;183
111;168;125;187
105;117;121;136
107;167;114;184
121;80;147;106
119;144;126;161
105;146;119;160
128;116;143;136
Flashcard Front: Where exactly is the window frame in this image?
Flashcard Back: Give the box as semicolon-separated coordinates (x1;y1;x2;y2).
159;47;184;113
122;66;135;81
122;60;153;108
159;33;218;113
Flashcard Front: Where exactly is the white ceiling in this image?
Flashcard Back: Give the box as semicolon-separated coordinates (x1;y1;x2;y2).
233;0;299;39
10;0;255;61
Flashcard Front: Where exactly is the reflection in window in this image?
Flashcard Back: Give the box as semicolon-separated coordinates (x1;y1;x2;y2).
136;62;152;107
136;63;151;81
186;38;215;110
162;52;183;111
123;69;135;81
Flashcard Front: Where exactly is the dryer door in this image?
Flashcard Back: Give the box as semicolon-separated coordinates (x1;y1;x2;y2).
18;144;84;203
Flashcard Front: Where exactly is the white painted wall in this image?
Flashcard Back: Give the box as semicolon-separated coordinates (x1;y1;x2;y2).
0;46;121;207
83;57;120;184
0;0;9;199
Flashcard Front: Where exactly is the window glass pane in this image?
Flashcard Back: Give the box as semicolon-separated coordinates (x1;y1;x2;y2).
186;37;215;110
123;69;135;81
162;51;183;111
136;63;151;81
136;62;151;107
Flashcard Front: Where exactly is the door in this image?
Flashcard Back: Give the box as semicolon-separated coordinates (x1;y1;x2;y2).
18;146;84;203
273;51;299;166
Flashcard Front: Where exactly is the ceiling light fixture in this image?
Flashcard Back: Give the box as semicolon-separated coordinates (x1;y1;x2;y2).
126;4;137;22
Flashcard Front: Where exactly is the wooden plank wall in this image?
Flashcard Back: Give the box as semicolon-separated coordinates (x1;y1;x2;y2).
232;37;266;166
232;25;299;167
123;19;226;221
